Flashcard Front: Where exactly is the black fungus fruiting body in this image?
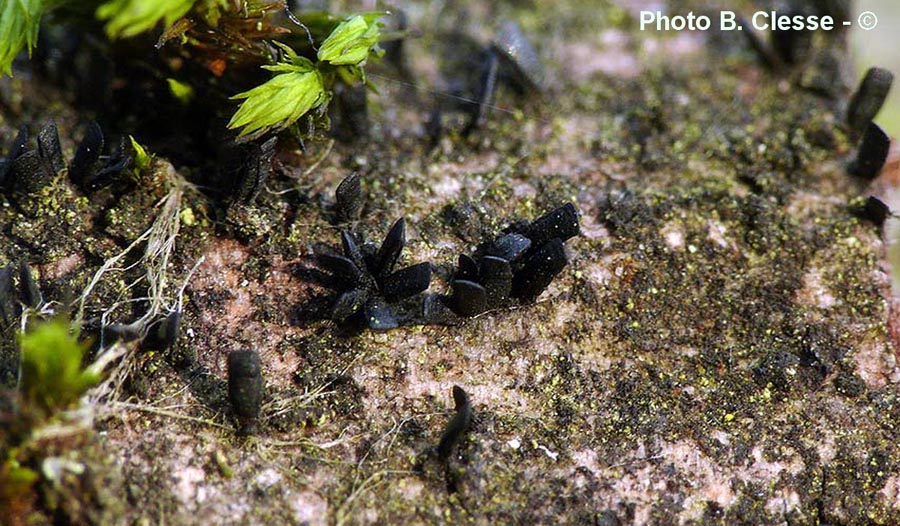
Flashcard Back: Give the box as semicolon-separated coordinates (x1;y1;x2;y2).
227;350;265;435
771;6;814;66
436;385;473;460
5;123;64;194
317;218;432;330
853;196;892;228
447;203;579;317
0;127;29;190
846;67;894;136
19;262;42;309
0;262;43;323
332;83;369;142
849;122;890;180
231;137;277;204
434;21;543;135
334;172;363;224
492;20;545;93
141;310;182;352
382;9;414;84
741;17;773;66
0;265;14;325
464;49;500;135
69;122;131;192
3;122;130;196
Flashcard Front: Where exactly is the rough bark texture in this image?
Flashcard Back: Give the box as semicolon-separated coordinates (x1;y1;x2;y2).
2;1;900;525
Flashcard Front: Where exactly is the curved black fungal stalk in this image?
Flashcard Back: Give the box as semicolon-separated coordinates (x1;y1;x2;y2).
846;67;894;137
225;136;278;205
770;5;814;66
331;172;363;224
227;350;265;435
436;385;473;460
0;127;28;191
739;7;852;99
69;122;132;192
852;196;893;229
1;123;64;195
740;16;782;70
492;20;545;93
19;262;43;310
465;20;544;134
101;309;183;354
315;217;433;331
331;83;369;143
429;20;543;138
142;310;183;352
848;122;890;180
441;203;579;318
0;262;44;326
0;264;16;326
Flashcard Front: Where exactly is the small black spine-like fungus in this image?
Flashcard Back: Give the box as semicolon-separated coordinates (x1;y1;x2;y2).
37;122;65;174
517;202;580;248
450;280;488;317
69;122;131;192
492;20;545;92
373;217;407;280
381;263;432;302
227;350;265;435
462;20;543;134
510;238;568;301
771;6;813;66
0;264;14;325
69;122;105;187
740;17;781;70
0;126;29;190
231;136;277;204
334;172;363;224
847;67;894;135
19;262;42;309
436;385;472;460
332;83;369;142
465;49;499;134
849;122;890;180
382;9;410;75
853;195;892;228
142;310;182;352
7;123;75;195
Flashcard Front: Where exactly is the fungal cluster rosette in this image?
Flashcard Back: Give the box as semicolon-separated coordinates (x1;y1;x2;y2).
445;203;580;318
308;175;580;331
0;122;131;197
316;217;433;331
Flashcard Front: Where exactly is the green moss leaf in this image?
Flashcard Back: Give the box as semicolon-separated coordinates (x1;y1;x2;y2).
129;135;152;170
96;0;196;39
166;77;194;104
317;13;382;66
227;47;329;140
19;319;98;417
0;0;45;76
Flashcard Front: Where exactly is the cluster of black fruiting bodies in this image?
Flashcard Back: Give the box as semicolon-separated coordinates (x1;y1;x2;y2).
0;122;131;197
311;175;579;331
738;5;896;226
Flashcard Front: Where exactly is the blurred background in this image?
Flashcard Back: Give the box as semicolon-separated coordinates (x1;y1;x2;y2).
855;0;900;136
